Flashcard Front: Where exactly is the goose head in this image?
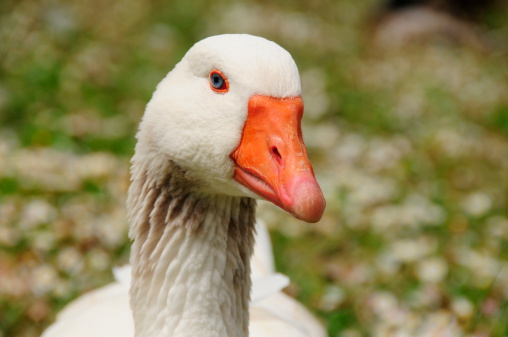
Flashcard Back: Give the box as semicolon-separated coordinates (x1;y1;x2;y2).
136;34;325;222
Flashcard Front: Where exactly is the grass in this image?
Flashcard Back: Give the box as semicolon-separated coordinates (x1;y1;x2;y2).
1;0;508;336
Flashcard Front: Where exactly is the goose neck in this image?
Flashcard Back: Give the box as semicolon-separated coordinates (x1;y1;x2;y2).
128;159;256;337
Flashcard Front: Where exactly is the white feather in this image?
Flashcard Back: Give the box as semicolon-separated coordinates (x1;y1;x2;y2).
42;34;326;337
42;223;325;337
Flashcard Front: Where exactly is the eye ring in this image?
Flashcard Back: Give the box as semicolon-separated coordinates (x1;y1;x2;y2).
209;70;229;93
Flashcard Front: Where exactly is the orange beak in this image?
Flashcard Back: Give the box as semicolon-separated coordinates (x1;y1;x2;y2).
230;95;326;223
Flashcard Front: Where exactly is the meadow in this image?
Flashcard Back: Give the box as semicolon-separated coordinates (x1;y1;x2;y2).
1;1;507;336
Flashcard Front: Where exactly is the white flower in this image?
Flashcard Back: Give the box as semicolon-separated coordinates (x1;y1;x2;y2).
20;199;56;229
461;192;492;217
391;238;436;263
57;247;84;275
32;264;59;296
416;257;448;283
451;297;474;319
319;285;345;311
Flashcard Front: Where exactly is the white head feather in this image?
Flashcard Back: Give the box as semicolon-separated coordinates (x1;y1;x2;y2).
135;34;301;196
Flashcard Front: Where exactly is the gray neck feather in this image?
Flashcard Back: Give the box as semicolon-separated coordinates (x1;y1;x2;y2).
127;153;256;337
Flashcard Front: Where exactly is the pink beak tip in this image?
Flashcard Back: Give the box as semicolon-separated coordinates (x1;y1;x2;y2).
287;178;326;223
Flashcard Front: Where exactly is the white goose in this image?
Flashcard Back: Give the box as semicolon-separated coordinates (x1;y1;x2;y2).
42;34;327;337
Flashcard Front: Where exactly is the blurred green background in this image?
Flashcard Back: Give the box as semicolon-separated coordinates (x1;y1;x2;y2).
1;0;508;336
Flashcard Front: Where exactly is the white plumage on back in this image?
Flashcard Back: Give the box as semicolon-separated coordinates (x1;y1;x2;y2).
42;224;325;337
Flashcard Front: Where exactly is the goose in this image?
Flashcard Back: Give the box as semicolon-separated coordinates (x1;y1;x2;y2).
42;34;327;337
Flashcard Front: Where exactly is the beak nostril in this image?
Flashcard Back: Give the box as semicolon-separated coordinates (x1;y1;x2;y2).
271;146;282;165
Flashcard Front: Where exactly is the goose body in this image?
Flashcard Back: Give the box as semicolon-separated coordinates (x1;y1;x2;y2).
42;34;326;337
42;223;325;337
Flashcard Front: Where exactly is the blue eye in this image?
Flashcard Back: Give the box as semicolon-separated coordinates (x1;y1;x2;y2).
209;70;229;92
211;73;224;88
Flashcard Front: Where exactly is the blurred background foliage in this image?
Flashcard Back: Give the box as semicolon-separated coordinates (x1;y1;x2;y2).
1;0;508;336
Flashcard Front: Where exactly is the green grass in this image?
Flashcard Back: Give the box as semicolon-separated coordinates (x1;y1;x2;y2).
1;0;508;336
